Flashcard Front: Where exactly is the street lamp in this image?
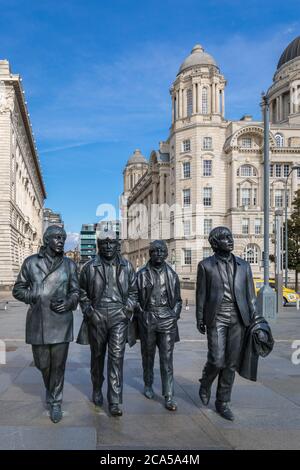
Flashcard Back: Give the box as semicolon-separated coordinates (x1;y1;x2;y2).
284;164;300;287
257;93;277;320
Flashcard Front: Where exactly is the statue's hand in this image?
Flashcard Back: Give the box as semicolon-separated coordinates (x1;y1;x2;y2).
51;298;73;313
197;322;206;335
257;329;268;342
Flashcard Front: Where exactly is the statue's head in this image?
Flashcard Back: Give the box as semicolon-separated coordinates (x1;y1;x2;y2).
43;225;66;255
97;229;120;261
149;240;168;267
208;226;234;254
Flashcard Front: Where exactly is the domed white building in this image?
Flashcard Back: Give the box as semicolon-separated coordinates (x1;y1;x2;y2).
122;38;300;301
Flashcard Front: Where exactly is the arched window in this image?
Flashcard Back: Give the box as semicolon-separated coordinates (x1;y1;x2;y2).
237;165;257;177
202;87;208;114
243;244;260;264
275;133;284;147
186;89;193;116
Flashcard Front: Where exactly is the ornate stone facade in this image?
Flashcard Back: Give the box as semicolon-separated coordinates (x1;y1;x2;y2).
0;60;46;290
122;39;300;301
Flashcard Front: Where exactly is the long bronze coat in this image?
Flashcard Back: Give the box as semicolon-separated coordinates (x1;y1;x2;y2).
13;250;79;345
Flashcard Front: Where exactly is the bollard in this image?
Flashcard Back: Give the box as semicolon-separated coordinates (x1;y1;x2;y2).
185;299;189;310
297;299;300;311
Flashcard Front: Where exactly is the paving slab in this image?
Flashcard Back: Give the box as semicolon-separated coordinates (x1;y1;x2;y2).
0;426;96;450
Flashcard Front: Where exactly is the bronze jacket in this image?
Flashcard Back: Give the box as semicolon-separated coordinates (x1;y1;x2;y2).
196;254;257;328
77;254;138;345
12;250;79;345
136;262;182;319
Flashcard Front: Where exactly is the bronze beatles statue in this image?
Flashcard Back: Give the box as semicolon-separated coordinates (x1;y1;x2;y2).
12;225;80;423
196;226;271;421
136;240;182;411
77;231;138;417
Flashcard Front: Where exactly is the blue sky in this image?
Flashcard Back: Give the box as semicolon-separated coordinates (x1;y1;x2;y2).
0;0;299;248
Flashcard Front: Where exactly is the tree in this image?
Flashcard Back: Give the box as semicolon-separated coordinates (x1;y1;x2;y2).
284;189;300;291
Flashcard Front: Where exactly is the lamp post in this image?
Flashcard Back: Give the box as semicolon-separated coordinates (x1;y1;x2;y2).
284;165;300;287
257;93;277;320
275;209;283;313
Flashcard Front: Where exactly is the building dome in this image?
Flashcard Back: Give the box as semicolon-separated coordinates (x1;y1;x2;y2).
178;44;217;74
126;149;148;166
277;36;300;69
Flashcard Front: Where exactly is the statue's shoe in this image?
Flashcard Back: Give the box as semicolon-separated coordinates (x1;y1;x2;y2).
50;404;63;424
165;396;177;411
199;384;211;406
144;386;154;399
109;404;123;417
93;390;103;407
215;401;234;421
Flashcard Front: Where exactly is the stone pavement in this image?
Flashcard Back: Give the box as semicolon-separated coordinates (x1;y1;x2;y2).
0;298;300;450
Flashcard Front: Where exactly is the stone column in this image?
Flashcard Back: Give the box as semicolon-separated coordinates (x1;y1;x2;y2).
216;85;220;113
291;163;297;196
276;97;279;122
231;159;237;208
211;83;215;114
198;84;202;114
221;89;225;117
290;86;294;114
172;95;175;123
179;88;183;118
159;172;164;205
192;83;197;114
152;181;157;204
279;94;283;121
183;88;187;118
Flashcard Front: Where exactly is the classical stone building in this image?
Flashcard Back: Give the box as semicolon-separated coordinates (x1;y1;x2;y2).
121;37;300;301
0;60;46;290
43;208;64;231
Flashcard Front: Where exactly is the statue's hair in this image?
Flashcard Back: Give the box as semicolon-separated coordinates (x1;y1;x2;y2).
208;226;232;251
43;225;66;246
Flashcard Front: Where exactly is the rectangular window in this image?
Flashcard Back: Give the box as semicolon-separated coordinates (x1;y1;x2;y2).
283;164;290;177
240;165;252;177
203;218;212;235
241;137;252;148
242;219;249;235
183;189;191;207
183;220;191;236
182;139;191;152
270;164;274;177
203;137;212;149
275;189;284;207
187;89;193;116
183;161;191;178
241;188;251;206
203;247;212;259
253;188;257;206
255;219;261;235
275;164;282;177
183;248;192;265
203;187;212;207
203;160;212;176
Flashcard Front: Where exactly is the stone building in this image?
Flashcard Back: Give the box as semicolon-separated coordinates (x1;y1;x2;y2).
43;208;64;231
0;60;46;290
121;37;300;301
